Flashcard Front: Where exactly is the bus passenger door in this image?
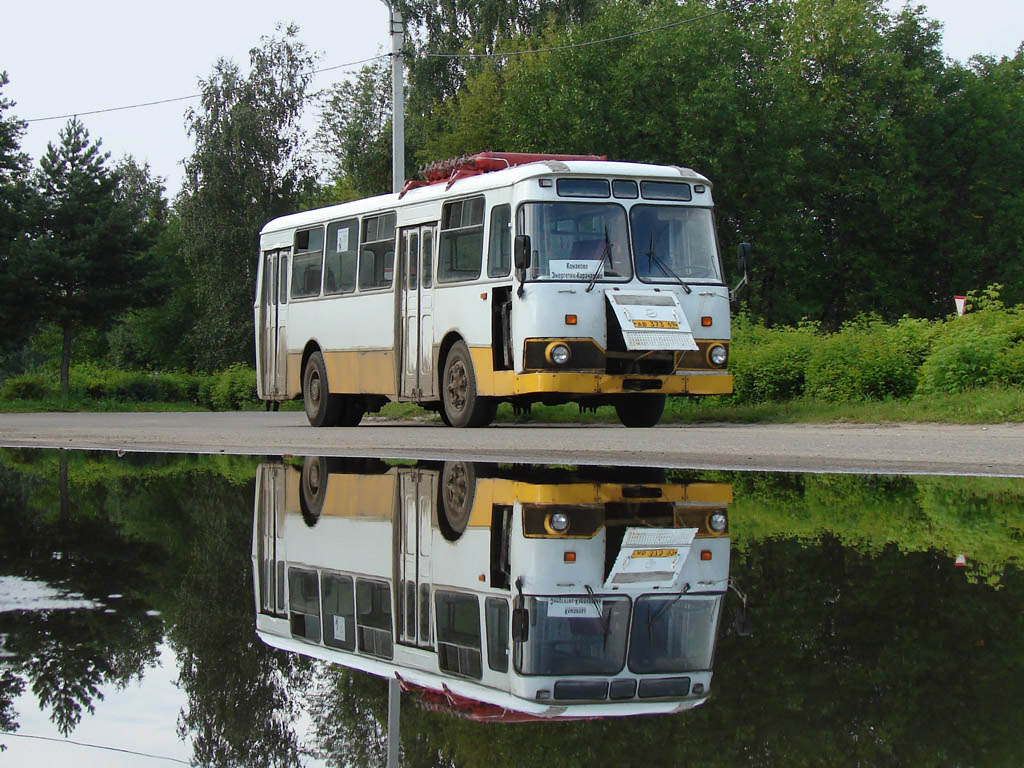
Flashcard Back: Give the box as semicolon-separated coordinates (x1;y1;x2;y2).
260;250;289;399
397;470;435;649
254;463;287;618
398;225;437;400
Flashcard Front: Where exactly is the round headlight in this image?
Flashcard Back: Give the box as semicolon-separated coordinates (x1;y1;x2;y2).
547;343;571;365
708;344;728;367
549;512;570;532
709;512;727;532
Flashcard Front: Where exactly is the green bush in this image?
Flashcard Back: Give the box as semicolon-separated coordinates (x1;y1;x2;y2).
209;364;258;411
917;304;1024;395
992;342;1024;387
1;372;54;400
804;317;933;402
729;317;817;403
197;378;215;409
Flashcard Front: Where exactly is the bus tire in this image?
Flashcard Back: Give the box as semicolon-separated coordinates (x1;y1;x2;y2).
441;341;495;428
299;456;328;526
439;461;476;540
614;394;666;428
303;351;343;427
337;396;364;427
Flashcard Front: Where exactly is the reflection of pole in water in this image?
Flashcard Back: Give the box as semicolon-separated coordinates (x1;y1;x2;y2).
387;677;400;768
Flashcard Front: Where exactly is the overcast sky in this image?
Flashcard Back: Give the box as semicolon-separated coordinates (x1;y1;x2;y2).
4;1;1023;199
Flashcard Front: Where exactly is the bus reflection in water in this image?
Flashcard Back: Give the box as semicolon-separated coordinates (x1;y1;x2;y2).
252;459;732;721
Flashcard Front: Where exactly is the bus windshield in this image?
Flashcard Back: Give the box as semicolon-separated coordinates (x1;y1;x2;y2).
630;206;721;282
628;594;722;674
517;202;632;282
514;595;630;675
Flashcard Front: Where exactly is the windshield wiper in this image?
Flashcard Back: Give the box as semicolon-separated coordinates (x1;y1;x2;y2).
646;583;690;641
584;584;612;649
646;232;692;294
584;228;612;293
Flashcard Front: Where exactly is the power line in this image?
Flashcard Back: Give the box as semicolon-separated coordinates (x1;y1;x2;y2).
24;54;388;124
421;7;732;59
0;731;190;765
23;6;735;124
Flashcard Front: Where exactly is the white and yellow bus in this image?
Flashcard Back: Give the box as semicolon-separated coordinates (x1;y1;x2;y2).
255;152;741;427
253;458;732;720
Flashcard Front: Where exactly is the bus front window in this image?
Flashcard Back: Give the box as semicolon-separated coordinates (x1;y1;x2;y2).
517;203;632;282
513;595;630;675
630;206;722;282
628;594;722;674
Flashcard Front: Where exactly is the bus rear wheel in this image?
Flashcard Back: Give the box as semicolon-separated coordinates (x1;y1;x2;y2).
441;341;496;428
337;397;364;427
614;394;666;428
303;351;343;427
439;461;476;540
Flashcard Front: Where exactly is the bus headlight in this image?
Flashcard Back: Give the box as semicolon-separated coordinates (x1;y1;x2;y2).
709;512;727;532
545;342;571;366
708;344;728;367
548;512;570;532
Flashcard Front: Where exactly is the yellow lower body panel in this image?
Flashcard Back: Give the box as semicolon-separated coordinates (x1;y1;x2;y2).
286;346;733;400
469;348;732;397
286;349;396;398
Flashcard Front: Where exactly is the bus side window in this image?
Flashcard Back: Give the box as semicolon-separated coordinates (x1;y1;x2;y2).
435;590;483;679
487;204;511;277
292;227;324;299
278;253;289;305
359;213;396;290
438;197;484;283
288;567;320;642
325;219;358;295
355;578;393;659
322;573;355;651
485;597;510;672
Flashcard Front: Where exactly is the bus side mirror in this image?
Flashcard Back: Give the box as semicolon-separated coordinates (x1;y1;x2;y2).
511;607;529;642
514;235;531;270
736;242;751;274
731;242;752;307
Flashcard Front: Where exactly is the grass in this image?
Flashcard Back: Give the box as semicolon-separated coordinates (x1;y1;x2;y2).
2;386;1022;425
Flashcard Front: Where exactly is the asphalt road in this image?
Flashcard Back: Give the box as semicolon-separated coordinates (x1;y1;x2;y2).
0;411;1021;476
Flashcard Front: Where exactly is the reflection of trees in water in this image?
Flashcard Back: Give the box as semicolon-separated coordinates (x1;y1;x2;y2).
1;668;25;751
0;450;316;766
169;473;312;768
306;667;388;767
0;454;166;738
1;608;161;735
305;665;456;768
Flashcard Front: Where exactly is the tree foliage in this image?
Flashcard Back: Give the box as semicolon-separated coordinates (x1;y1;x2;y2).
317;59;394;196
178;23;318;370
0;72;36;364
29;119;155;393
417;0;1024;325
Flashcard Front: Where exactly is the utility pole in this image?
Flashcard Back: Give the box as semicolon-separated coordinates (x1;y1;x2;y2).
382;1;405;193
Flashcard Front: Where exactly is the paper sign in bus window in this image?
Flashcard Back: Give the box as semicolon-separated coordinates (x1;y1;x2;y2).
549;260;603;280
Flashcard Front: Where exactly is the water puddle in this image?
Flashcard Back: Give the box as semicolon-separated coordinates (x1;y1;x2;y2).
0;449;1020;766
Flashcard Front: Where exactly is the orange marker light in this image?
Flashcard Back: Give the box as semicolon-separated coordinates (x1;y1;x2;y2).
564;552;577;563
565;314;578;325
480;292;488;300
700;550;712;561
701;316;713;327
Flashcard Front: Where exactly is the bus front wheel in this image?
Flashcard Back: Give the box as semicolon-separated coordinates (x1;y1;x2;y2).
441;342;496;428
303;351;343;427
614;394;666;428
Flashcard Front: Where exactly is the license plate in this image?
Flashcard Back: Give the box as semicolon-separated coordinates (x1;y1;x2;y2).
630;548;678;558
631;320;679;329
